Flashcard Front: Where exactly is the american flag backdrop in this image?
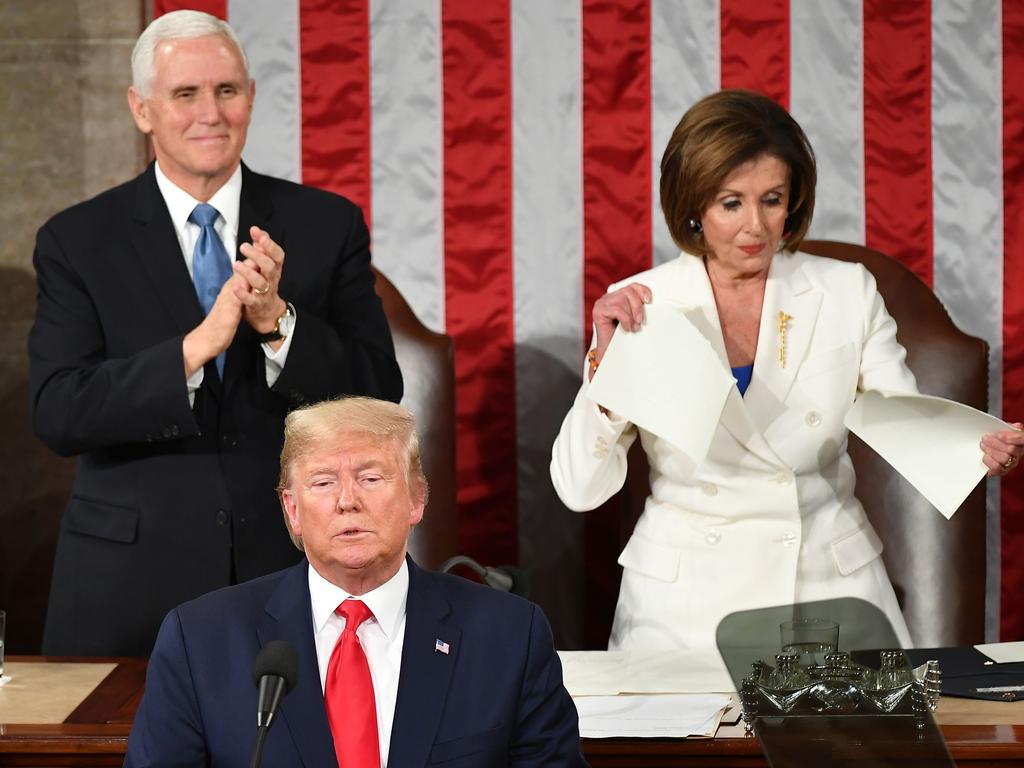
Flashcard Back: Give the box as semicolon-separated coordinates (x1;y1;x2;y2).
155;0;1024;645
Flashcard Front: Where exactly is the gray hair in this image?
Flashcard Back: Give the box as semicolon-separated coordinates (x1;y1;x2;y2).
132;10;250;98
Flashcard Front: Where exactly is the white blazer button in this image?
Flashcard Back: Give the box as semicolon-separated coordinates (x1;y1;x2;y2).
781;531;798;547
705;529;722;545
701;482;718;497
805;411;822;427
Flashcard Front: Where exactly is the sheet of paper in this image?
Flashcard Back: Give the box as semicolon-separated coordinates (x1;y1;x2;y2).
586;302;734;464
558;649;735;696
843;390;1011;518
976;641;1024;664
574;693;731;738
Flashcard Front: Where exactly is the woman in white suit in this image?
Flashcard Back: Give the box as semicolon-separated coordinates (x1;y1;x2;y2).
550;90;1023;652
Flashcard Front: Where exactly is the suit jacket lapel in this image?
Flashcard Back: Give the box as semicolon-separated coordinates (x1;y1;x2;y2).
743;253;822;438
664;256;780;467
131;164;206;337
257;561;337;768
387;558;460;767
223;165;277;395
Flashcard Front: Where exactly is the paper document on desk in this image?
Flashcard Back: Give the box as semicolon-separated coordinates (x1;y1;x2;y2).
844;390;1011;519
574;693;732;738
558;649;735;696
586;302;734;463
976;641;1024;664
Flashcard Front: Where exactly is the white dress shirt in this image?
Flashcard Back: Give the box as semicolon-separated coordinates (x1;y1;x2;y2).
153;162;295;399
309;561;408;767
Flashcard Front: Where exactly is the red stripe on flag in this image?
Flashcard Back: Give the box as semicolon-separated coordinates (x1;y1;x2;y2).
580;0;651;647
581;0;652;332
863;0;932;284
299;0;372;225
1002;0;1024;641
154;0;225;18
441;1;518;565
720;0;790;109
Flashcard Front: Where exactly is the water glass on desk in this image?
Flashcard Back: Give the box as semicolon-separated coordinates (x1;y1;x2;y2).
780;617;839;665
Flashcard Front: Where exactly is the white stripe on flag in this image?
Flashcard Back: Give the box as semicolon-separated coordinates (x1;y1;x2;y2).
651;0;720;266
930;0;1004;640
512;0;585;648
229;0;302;183
791;0;865;244
369;0;445;331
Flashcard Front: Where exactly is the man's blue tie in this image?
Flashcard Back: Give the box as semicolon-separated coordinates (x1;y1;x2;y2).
189;203;233;378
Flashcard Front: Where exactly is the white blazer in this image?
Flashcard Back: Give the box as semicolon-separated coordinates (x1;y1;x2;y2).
550;250;918;651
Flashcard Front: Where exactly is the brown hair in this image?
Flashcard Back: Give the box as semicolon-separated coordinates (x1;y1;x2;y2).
660;89;817;256
277;396;428;550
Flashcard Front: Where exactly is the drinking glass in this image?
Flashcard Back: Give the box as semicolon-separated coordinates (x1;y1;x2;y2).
780;617;839;665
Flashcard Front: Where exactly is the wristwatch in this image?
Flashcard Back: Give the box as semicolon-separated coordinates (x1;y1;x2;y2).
257;302;295;343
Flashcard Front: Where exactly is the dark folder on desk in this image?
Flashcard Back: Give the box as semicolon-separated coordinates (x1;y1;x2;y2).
906;646;1024;701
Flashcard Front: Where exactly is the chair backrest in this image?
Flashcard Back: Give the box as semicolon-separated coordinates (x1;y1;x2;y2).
619;241;988;647
372;268;457;569
799;240;988;646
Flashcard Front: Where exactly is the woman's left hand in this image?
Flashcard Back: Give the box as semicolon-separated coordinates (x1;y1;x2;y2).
981;423;1024;476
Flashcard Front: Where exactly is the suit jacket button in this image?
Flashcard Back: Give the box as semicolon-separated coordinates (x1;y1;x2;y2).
705;529;722;545
701;482;718;497
805;411;822;427
216;510;229;526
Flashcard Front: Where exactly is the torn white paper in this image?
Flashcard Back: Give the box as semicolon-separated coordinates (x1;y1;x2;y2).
844;390;1011;518
586;302;734;463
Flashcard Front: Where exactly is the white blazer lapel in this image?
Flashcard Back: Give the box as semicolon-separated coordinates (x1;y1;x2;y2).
743;252;822;438
665;256;782;468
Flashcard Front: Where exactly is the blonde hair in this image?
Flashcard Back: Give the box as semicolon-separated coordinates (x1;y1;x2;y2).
277;397;428;550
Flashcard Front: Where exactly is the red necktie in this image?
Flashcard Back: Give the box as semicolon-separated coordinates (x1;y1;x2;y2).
324;600;379;768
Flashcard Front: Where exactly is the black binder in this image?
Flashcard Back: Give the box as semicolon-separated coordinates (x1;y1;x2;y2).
906;646;1024;702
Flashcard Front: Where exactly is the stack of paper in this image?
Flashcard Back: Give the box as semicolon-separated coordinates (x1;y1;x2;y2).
557;649;735;738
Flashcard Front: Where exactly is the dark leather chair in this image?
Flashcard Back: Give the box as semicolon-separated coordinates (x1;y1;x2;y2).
619;241;988;647
372;268;457;570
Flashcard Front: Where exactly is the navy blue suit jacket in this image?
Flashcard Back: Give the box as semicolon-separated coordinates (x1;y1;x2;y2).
125;558;588;767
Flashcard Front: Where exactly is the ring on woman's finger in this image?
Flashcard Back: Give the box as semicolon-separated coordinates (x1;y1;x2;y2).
253;285;270;296
1005;456;1017;470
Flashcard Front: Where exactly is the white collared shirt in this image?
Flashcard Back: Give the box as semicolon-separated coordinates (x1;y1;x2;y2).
153;161;294;397
309;560;409;767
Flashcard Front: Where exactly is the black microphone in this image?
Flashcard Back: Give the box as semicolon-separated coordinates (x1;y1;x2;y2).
249;640;299;768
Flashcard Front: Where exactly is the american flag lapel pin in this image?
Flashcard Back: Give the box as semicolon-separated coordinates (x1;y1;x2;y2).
434;638;450;655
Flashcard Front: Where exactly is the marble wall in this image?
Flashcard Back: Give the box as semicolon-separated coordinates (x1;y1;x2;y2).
0;0;147;652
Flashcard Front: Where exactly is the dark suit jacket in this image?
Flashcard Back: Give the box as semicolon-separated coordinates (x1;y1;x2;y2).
29;163;402;656
124;558;588;767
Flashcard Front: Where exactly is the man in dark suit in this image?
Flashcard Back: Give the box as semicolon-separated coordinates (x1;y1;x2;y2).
28;10;401;657
125;397;588;767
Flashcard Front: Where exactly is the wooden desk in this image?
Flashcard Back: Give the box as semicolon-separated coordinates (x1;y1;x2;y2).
1;658;1022;766
0;657;141;766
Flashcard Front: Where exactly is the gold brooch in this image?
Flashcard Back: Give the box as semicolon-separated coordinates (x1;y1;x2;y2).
778;311;793;368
